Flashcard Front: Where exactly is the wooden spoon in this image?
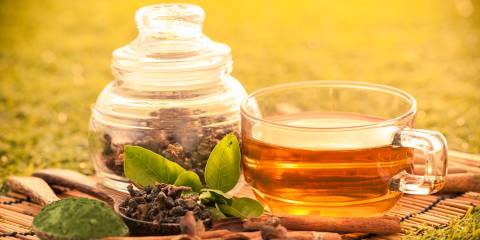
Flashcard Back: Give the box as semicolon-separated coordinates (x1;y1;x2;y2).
6;176;59;205
30;169;211;236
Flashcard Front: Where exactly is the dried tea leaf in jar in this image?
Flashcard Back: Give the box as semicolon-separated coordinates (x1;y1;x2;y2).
89;4;246;191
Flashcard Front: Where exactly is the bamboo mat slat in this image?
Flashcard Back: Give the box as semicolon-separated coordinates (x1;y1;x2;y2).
1;151;480;240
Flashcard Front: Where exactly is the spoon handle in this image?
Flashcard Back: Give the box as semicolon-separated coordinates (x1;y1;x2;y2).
33;168;116;206
7;176;60;206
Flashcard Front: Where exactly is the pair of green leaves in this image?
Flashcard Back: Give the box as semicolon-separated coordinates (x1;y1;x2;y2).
123;133;263;219
124;133;240;193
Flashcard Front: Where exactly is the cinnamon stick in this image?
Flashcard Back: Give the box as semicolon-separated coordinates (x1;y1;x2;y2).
222;231;341;240
104;230;341;240
244;215;401;234
104;235;190;240
211;217;244;232
32;168;113;205
286;231;342;240
200;230;232;238
179;211;199;237
440;173;480;193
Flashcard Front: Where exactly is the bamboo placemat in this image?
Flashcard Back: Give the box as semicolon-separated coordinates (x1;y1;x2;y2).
0;150;479;240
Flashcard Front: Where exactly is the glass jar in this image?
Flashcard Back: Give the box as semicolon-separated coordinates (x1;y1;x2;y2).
89;4;247;191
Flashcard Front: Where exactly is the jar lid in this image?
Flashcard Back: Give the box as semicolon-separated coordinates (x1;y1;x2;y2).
112;4;231;74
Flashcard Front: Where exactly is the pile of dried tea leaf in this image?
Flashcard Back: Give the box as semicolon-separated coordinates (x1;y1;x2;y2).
120;183;210;223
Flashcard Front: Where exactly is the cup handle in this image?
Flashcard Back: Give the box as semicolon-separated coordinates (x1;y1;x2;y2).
390;128;448;195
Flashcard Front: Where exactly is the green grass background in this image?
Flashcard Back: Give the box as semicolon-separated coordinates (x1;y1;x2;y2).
0;0;479;178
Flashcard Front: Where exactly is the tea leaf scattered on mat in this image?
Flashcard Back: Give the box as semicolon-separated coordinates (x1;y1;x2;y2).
33;198;128;240
402;207;480;240
174;170;202;192
205;133;241;192
124;145;186;186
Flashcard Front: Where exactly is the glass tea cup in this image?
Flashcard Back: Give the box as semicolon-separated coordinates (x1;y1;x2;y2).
240;81;447;217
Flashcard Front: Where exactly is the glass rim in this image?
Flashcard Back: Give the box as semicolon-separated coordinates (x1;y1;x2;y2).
240;80;417;131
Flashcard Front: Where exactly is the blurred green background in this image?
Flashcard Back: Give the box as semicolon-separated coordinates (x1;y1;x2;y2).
0;0;479;178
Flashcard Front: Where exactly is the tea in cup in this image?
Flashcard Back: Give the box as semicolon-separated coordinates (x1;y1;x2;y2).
240;81;447;217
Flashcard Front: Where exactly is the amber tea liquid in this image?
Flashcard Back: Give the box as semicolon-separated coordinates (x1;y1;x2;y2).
242;113;414;217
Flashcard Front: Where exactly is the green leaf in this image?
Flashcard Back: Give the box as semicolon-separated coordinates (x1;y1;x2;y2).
218;204;244;218
199;190;213;200
211;192;232;205
208;205;226;219
217;198;264;219
199;191;216;206
205;134;241;192
230;197;264;218
174;171;202;192
124;145;186;187
200;189;232;205
201;188;232;199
